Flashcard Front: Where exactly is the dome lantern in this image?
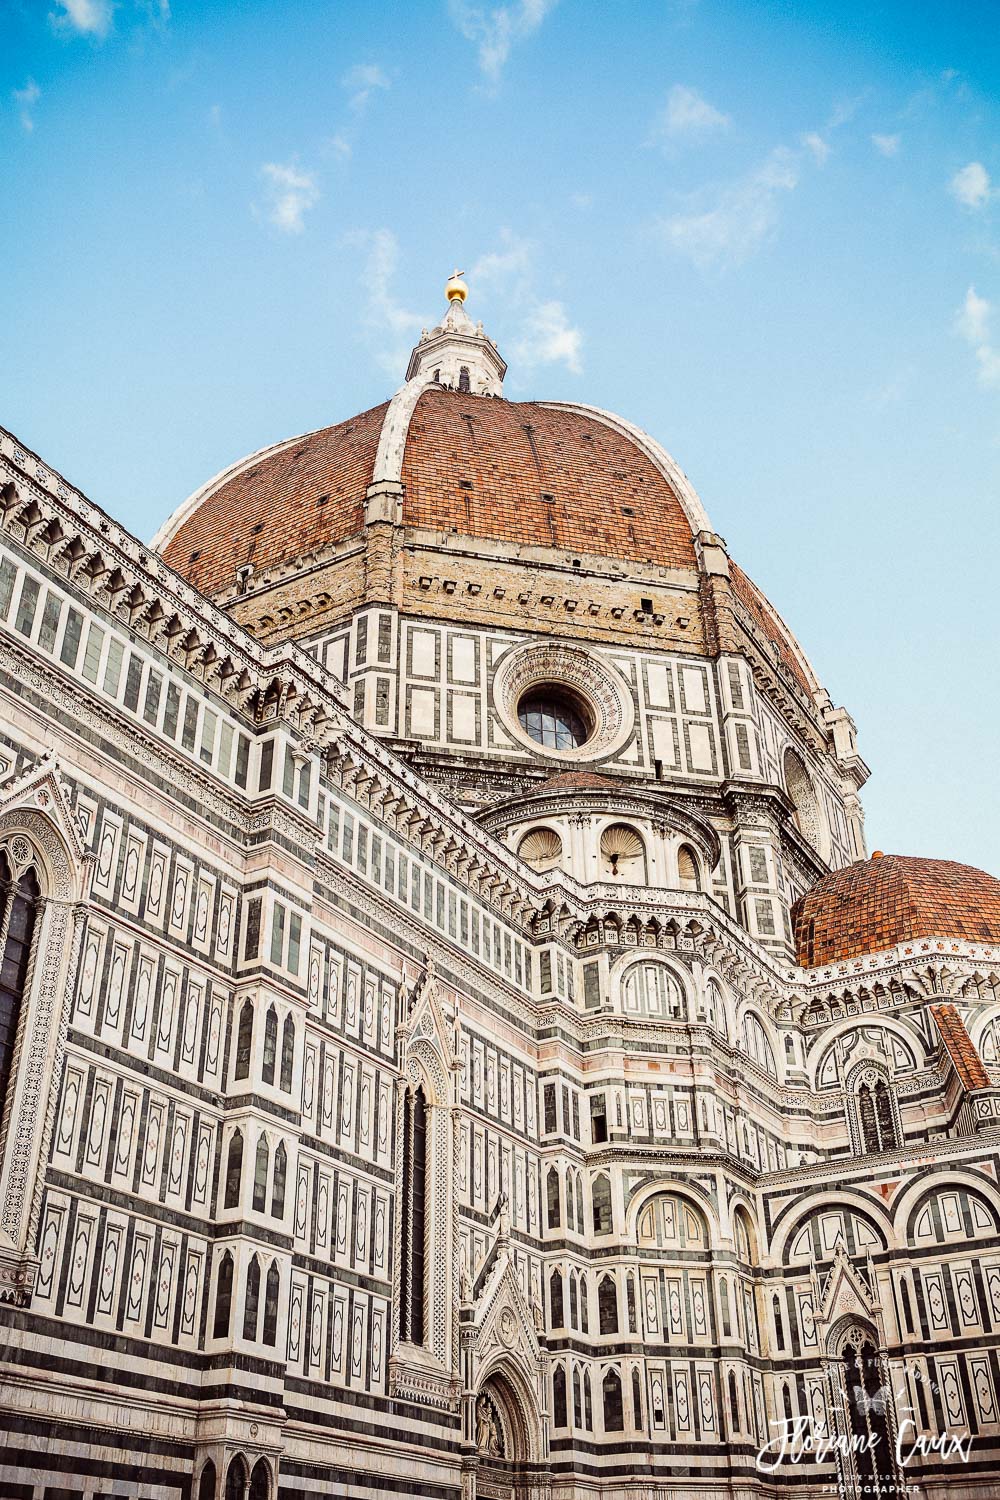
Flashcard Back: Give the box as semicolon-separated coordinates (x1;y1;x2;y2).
405;269;507;396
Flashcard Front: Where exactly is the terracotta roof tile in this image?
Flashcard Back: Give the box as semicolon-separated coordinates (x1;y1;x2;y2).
162;401;389;594
532;771;622;794
729;560;812;695
401;388;698;568
162;388;700;595
930;1004;991;1090
793;853;1000;967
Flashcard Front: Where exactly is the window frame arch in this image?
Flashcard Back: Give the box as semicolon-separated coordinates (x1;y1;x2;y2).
738;1007;779;1080
618;956;688;1022
846;1063;902;1156
0;796;90;1275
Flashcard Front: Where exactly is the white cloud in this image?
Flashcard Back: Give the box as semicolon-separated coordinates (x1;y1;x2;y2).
13;79;40;132
513;300;583;374
471;236;534;286
570;191;593;210
957;285;990;344
658;146;800;269
470;232;583;375
208;103;222;128
652;84;730;144
956;286;1000;387
872;132;900;157
449;0;557;84
949;161;991;210
341;63;390;112
50;0;115;36
259;162;320;234
801;132;830;164
347;229;428;377
327;133;352;161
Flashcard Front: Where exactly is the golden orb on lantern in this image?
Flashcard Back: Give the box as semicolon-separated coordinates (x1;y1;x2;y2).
445;268;468;303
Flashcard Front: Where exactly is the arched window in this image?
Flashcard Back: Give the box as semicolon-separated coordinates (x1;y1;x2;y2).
839;1331;898;1495
249;1458;270;1500
262;1260;280;1346
225;1456;247;1500
280;1015;295;1091
900;1277;914;1335
626;1272;637;1334
741;1011;777;1078
980;1015;1000;1064
583;1370;593;1430
575;1170;585;1234
569;1270;578;1328
0;853;40;1129
782;1382;793;1422
631;1366;643;1428
243;1254;261;1340
728;1369;740;1434
553;1364;567;1427
566;1171;576;1231
458;365;471;393
224;1130;243;1210
234;1000;253;1081
546;1166;561;1229
399;1084;427;1344
197;1459;216;1500
705;979;729;1038
854;1072;900;1154
622;961;685;1020
573;1366;583;1427
579;1272;589;1334
773;1293;785;1351
719;1275;731;1338
603;1368;624;1431
213;1250;234;1338
677;844;700;891
734;1209;756;1265
598;1274;618;1334
592;1174;612;1234
271;1141;287;1217
262;1005;278;1085
550;1267;564;1327
252;1135;269;1213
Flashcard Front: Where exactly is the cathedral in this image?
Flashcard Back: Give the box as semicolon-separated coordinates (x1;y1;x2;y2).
1;272;1000;1500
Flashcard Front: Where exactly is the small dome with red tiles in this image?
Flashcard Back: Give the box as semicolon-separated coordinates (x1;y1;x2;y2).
792;853;1000;967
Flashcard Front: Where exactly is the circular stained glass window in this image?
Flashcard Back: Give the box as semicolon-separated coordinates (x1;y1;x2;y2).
517;688;592;750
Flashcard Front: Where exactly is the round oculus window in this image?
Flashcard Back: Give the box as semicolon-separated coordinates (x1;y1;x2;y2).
492;643;636;762
517;687;592;750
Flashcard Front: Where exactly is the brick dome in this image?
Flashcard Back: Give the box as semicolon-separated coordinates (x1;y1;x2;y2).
792;853;1000;967
156;386;699;595
151;287;820;701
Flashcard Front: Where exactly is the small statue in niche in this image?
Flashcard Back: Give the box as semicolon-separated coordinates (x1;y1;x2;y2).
476;1393;502;1456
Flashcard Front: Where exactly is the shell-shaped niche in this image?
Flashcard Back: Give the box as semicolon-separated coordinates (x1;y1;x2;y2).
518;826;563;872
599;823;646;880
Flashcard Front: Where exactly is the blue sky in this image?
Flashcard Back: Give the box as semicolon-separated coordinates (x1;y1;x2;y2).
3;0;999;872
